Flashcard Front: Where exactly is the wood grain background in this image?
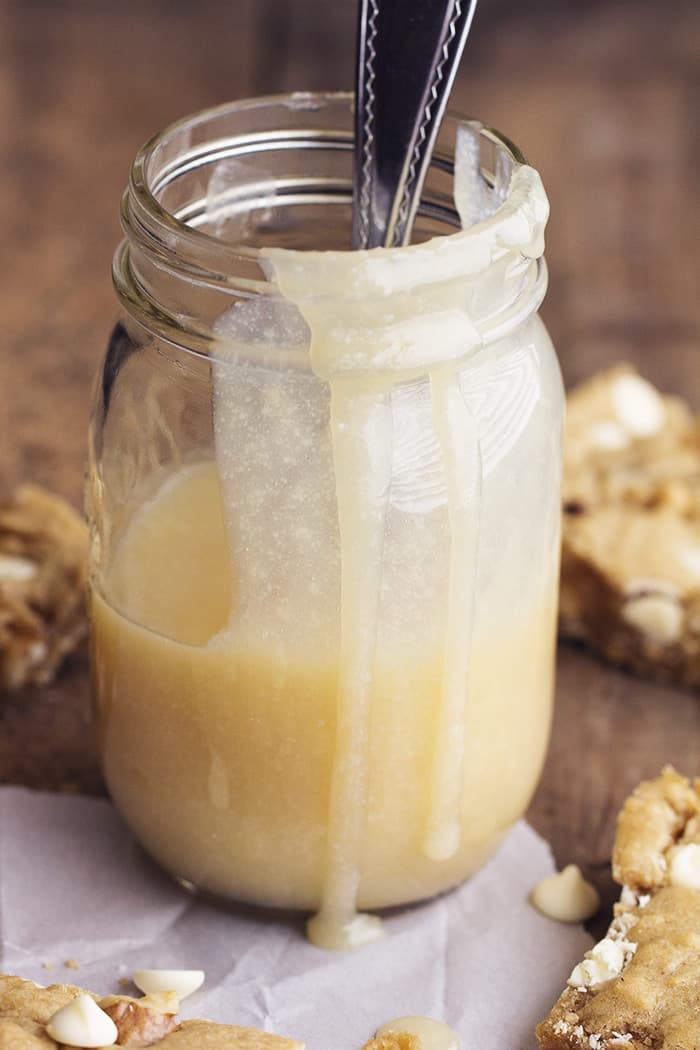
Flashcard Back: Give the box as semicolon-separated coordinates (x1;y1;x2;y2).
0;0;698;926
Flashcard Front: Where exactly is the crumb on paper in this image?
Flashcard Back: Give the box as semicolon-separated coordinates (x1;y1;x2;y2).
64;958;81;971
361;1035;421;1050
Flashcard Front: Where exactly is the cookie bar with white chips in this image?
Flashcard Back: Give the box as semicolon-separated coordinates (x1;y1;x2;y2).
536;767;700;1049
0;974;304;1049
0;484;88;690
560;364;700;689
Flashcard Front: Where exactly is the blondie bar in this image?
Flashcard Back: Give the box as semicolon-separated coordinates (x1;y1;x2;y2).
0;484;88;690
536;767;700;1049
0;974;303;1049
560;365;700;689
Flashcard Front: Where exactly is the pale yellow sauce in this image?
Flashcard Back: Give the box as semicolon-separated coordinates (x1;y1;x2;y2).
92;462;555;916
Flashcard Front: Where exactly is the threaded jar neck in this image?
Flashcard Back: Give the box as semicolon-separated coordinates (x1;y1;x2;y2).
115;92;548;362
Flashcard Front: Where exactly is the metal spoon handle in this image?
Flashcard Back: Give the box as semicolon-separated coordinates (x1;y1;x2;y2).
353;0;479;250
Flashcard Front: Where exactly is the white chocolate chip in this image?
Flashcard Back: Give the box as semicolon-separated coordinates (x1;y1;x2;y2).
567;937;636;990
0;553;38;583
530;864;600;923
586;421;629;451
610;911;638;938
619;885;638;909
568;961;609;990
623;592;683;645
611;373;666;437
680;547;700;580
133;969;204;1000
669;843;700;890
46;994;118;1048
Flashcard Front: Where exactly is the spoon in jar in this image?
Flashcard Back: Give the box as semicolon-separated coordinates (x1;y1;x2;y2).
352;0;479;249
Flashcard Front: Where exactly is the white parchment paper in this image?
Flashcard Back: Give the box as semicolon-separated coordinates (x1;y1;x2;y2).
0;788;591;1049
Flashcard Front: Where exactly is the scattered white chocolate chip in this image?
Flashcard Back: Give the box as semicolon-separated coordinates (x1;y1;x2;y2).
0;553;38;582
586;421;629;451
611;373;666;437
46;994;118;1048
133;969;204;1000
530;864;600;923
622;592;683;645
669;842;700;890
567;937;636;990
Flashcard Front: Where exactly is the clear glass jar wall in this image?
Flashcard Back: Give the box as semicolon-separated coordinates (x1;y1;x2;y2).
88;93;564;944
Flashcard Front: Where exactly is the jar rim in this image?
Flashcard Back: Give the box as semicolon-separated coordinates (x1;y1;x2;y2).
116;92;549;360
125;91;536;273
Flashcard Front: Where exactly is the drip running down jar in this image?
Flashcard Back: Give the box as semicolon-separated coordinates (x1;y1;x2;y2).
87;92;564;949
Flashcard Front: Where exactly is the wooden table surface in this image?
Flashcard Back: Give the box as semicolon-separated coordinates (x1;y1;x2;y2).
1;0;699;929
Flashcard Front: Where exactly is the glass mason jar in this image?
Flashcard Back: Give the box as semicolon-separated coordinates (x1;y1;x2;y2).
87;92;564;948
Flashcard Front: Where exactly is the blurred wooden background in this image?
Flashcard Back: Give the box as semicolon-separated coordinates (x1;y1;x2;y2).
0;0;698;923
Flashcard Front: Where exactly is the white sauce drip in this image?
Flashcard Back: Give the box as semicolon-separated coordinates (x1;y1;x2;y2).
423;370;481;861
307;383;393;949
305;370;481;944
237;140;550;949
